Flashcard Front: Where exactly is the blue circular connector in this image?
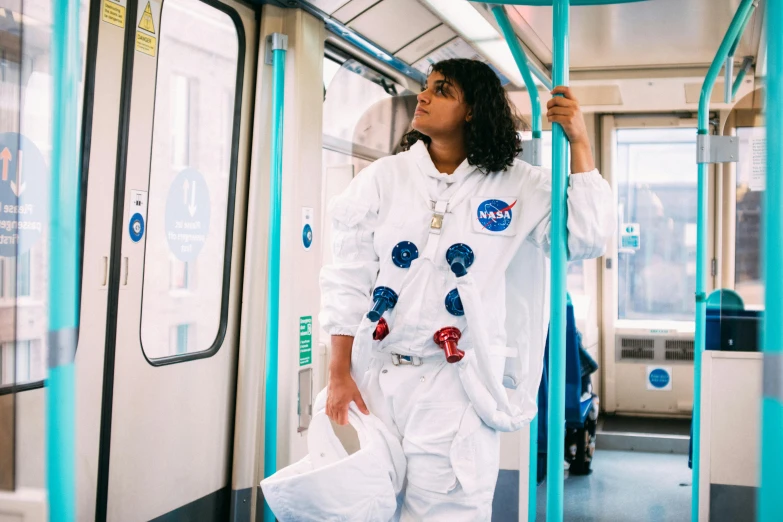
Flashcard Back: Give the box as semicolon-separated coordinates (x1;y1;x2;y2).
367;286;399;322
445;289;464;316
446;243;475;277
392;241;419;268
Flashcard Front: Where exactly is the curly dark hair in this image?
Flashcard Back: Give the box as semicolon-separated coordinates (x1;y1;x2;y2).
400;58;524;173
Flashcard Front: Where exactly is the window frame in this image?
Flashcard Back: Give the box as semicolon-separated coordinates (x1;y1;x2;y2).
0;0;99;397
321;44;410;161
0;339;43;393
602;113;720;332
138;0;246;367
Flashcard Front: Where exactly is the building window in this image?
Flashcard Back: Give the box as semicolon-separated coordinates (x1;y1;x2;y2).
15;340;30;383
0;340;37;386
170;324;190;355
17;250;31;297
170;258;189;290
5;251;32;299
170;74;192;168
0;258;6;299
0;343;12;385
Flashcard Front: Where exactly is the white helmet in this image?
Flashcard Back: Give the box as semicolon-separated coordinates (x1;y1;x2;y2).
261;389;406;522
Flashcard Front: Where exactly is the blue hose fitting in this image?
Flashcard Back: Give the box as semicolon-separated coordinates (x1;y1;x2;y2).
392;241;419;268
445;289;464;316
367;286;399;322
446;243;475;277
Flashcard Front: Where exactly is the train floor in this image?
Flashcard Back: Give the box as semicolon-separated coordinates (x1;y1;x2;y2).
535;450;692;521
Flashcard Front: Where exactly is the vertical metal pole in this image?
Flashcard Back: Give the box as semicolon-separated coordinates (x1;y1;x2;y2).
761;2;783;520
692;128;709;522
263;33;287;522
528;402;538;522
693;2;756;520
724;56;734;104
490;8;543;518
547;1;569;521
49;0;80;520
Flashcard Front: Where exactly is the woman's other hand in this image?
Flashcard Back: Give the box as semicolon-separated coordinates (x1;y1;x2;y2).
546;86;589;146
326;371;370;426
547;86;595;172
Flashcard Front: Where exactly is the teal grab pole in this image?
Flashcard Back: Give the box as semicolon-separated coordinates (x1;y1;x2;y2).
530;66;554;93
761;2;783;520
547;1;569;521
725;2;758;103
476;2;554;93
529;401;538;522
490;8;542;518
48;0;80;520
731;57;753;101
693;1;757;521
491;5;543;138
263;33;288;522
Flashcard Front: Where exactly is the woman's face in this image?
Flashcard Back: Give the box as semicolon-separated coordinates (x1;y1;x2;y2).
411;70;472;140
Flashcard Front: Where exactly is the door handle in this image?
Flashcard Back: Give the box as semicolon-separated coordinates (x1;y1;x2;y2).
123;257;129;286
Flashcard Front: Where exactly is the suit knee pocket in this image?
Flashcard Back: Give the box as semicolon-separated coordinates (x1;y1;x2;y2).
402;402;466;494
450;405;500;496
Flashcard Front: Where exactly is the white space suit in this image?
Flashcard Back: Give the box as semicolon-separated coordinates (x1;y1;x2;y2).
267;140;614;521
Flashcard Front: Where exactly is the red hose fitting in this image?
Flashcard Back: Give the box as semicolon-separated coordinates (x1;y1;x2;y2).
434;327;464;363
373;317;390;341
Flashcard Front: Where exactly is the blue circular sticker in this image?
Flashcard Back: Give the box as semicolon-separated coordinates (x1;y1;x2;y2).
0;133;48;257
129;213;144;242
649;368;670;389
165;168;211;262
302;223;313;249
477;199;515;232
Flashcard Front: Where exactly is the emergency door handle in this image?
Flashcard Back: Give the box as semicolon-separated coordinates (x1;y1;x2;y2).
122;257;129;286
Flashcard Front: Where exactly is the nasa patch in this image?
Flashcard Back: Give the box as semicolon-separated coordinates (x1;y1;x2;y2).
471;197;518;236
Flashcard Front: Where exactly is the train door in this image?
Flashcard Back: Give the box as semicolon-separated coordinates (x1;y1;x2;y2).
80;0;257;519
600;115;716;418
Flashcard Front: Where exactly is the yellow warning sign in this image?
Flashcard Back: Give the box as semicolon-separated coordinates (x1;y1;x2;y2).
102;0;125;28
136;32;157;57
135;0;159;57
138;2;155;34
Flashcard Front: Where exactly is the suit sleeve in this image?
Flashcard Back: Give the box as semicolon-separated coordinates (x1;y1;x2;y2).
318;164;381;337
528;168;615;260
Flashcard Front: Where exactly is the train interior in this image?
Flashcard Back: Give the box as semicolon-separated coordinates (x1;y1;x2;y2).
0;0;772;520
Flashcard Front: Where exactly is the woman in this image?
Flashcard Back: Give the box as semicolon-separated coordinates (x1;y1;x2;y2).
319;58;613;520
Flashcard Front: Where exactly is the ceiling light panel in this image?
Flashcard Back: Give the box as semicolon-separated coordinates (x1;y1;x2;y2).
396;24;457;64
350;0;441;52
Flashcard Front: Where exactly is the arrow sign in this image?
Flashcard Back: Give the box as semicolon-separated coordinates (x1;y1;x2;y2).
183;179;189;205
10;150;24;197
188;179;197;217
0;148;10;181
